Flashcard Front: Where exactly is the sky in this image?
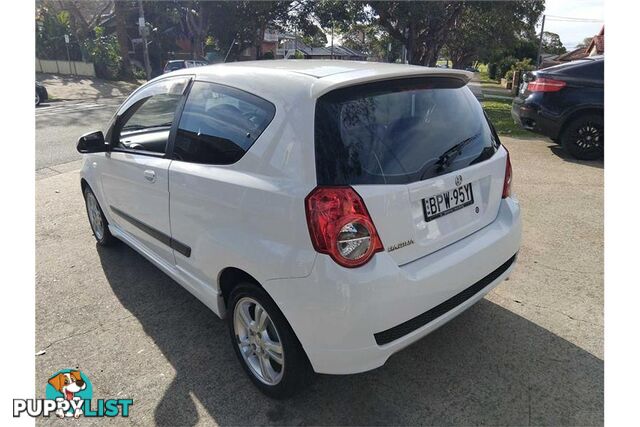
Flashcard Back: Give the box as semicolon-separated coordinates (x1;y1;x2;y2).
539;0;604;50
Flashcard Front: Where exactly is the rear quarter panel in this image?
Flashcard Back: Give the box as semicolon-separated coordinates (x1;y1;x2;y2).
167;75;319;295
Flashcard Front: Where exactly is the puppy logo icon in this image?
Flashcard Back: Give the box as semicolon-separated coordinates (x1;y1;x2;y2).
46;370;92;418
13;368;132;418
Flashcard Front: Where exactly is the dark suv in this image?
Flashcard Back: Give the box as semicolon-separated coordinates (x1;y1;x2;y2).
511;56;603;160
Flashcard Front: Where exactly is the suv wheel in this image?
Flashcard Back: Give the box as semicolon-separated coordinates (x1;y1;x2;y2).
228;283;312;398
36;91;41;106
83;187;116;246
561;113;604;160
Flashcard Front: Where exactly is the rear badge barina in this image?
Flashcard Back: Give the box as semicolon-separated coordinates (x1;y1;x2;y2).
388;239;415;252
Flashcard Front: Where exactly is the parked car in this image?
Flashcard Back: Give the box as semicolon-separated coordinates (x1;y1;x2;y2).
76;61;521;398
511;56;604;160
163;59;208;74
465;66;479;72
36;81;48;106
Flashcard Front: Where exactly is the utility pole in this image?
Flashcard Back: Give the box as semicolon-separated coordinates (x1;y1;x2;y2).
138;0;152;79
537;14;546;68
330;13;334;59
294;24;297;59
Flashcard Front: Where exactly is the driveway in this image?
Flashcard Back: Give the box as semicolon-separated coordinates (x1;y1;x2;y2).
35;136;603;425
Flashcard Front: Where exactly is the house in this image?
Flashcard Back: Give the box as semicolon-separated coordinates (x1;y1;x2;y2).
586;26;604;56
539;53;561;68
295;44;366;60
540;25;604;69
555;47;590;63
275;37;367;60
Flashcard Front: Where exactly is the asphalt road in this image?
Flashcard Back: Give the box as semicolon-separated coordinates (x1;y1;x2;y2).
35;106;603;425
35;98;124;171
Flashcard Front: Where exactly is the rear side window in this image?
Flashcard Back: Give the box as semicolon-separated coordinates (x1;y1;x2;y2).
315;77;498;185
172;81;275;164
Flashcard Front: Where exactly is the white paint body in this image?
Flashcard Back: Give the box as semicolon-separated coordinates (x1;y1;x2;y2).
81;60;521;374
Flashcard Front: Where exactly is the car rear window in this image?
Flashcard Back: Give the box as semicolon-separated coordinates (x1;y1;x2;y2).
314;77;499;185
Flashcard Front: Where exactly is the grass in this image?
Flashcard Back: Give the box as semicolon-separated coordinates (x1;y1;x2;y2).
481;98;530;137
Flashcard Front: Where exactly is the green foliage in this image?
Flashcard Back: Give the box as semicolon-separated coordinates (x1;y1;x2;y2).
495;56;518;80
301;28;328;48
36;6;77;60
542;31;567;55
294;50;304;59
261;51;275;60
488;63;498;80
482;99;531;136
505;57;536;81
83;26;123;80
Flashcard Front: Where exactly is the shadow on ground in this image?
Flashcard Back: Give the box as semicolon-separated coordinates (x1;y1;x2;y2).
548;144;604;169
97;244;603;426
37;72;142;101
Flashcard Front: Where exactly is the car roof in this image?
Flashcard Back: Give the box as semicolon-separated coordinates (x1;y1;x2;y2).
159;59;472;101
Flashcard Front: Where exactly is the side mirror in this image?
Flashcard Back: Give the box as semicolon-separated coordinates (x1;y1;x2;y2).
77;130;107;154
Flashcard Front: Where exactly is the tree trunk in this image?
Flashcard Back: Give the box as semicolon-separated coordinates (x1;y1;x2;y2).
114;1;132;78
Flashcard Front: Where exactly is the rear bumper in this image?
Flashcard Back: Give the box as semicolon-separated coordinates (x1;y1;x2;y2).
265;197;522;374
511;97;562;139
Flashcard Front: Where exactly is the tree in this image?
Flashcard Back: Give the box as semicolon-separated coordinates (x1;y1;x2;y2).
55;0;114;60
203;1;290;61
113;0;132;78
576;37;592;49
340;24;402;61
369;1;464;66
444;1;544;69
542;31;567;55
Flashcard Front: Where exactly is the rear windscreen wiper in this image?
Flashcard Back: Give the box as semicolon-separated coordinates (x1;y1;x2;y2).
435;133;480;170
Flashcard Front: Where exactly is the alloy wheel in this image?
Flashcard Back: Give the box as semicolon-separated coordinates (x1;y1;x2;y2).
575;122;602;150
233;297;285;385
86;192;104;240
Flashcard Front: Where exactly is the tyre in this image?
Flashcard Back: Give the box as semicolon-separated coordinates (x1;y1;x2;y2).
227;283;313;398
561;113;604;160
36;91;41;106
83;187;116;246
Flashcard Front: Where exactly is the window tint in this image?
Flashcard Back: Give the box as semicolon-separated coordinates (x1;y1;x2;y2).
315;77;498;185
117;92;182;153
172;81;275;164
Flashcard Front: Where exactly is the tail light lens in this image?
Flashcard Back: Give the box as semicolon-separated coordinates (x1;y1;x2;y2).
305;187;383;268
527;77;566;92
502;146;512;198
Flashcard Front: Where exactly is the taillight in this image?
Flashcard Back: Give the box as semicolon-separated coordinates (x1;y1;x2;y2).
305;187;383;268
502;146;512;199
527;77;566;92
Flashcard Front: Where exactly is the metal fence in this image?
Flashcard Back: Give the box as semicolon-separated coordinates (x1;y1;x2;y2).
36;58;96;77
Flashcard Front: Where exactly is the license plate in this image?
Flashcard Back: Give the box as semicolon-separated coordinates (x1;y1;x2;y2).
422;183;475;222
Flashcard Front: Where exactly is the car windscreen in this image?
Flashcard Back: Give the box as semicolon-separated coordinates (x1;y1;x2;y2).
314;77;499;185
167;62;185;71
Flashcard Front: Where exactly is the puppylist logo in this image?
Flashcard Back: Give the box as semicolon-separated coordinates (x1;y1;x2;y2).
13;369;133;419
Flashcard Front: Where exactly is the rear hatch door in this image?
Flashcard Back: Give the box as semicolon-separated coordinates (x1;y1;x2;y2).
314;76;507;266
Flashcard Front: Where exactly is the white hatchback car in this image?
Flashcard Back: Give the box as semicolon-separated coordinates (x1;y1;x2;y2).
77;60;521;398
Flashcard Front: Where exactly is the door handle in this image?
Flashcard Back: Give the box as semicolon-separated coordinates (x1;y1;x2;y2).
144;169;156;182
